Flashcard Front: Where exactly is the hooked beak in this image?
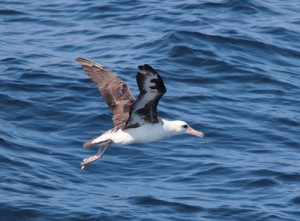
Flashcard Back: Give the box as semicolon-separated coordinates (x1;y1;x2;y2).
186;127;204;138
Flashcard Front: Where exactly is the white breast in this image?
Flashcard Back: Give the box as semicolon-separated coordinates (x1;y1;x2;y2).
111;123;172;145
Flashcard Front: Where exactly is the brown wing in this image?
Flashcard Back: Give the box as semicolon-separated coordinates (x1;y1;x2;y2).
75;58;135;129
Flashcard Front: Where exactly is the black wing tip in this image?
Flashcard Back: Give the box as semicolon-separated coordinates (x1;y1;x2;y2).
138;64;156;73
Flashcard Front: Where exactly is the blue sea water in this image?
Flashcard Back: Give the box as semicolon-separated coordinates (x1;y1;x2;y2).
1;0;300;220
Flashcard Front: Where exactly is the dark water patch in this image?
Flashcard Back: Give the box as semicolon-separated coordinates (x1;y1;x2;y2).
248;178;278;187
193;166;236;176
19;72;64;81
0;153;16;165
247;88;285;96
273;117;300;129
54;44;86;52
0;205;40;221
249;169;282;177
5;17;38;23
24;53;53;59
0;9;28;16
92;34;130;42
256;214;294;221
58;29;98;37
171;30;300;65
257;26;299;40
171;45;217;58
1;153;34;171
80;4;120;14
130;196;203;213
5;16;74;27
290;196;300;205
277;174;300;183
0;57;30;66
187;0;275;15
1;94;33;109
227;178;255;187
205;206;261;221
2;81;52;93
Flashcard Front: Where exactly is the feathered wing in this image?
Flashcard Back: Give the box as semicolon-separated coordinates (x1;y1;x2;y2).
125;64;166;129
75;58;135;129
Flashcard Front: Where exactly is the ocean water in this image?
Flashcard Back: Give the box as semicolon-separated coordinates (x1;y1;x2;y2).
1;0;300;220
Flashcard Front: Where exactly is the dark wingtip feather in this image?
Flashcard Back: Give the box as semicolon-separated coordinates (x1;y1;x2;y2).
138;64;156;73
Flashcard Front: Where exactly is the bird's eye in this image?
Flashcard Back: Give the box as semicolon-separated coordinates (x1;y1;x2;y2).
182;124;188;129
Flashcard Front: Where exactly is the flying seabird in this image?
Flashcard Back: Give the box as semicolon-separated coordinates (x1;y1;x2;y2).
75;58;204;169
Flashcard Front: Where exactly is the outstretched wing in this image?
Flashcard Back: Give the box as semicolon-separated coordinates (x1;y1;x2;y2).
75;58;135;129
125;64;166;129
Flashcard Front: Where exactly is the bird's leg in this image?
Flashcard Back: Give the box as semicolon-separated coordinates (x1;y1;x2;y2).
98;144;110;157
81;144;110;170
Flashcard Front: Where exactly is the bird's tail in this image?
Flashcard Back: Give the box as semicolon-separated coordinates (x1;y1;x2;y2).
83;135;111;148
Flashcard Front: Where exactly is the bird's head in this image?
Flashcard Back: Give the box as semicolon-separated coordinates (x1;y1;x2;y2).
170;120;204;138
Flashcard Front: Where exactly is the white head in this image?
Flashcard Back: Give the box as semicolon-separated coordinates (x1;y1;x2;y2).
165;120;204;138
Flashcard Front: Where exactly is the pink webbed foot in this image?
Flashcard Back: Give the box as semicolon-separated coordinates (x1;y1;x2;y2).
80;144;110;170
81;154;102;170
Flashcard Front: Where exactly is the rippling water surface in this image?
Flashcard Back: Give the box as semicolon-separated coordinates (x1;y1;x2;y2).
1;1;300;220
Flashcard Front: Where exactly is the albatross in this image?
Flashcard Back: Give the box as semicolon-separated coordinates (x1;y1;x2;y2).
75;58;204;169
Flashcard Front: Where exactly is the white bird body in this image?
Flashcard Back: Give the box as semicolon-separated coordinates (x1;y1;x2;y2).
92;119;187;145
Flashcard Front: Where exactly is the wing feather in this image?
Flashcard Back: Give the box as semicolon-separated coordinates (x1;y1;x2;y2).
125;64;166;129
75;58;135;129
